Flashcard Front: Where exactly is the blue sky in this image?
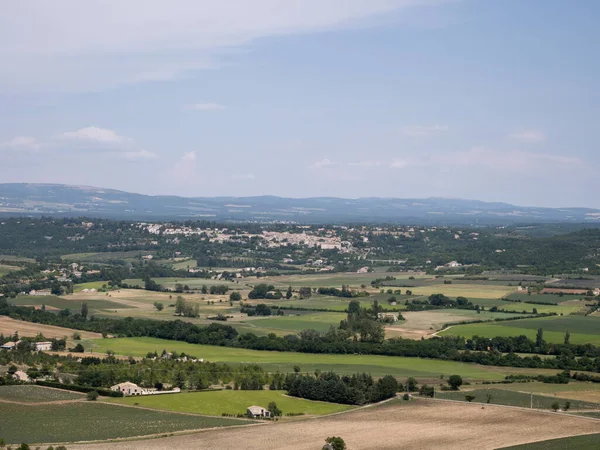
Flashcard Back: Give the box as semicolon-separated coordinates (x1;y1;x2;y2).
0;0;598;207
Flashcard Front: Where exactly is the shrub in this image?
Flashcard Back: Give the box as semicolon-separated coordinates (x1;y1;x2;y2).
87;390;99;401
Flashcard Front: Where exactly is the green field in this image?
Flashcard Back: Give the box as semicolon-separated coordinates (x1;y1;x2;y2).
437;388;600;411
0;402;250;444
499;433;600;450
108;389;352;416
0;385;84;402
0;263;21;275
249;312;346;333
123;277;246;290
440;315;600;345
9;295;132;311
93;337;563;381
265;272;423;289
73;280;112;292
504;293;585;304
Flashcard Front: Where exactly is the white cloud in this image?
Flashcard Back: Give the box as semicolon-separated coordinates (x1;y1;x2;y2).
0;136;41;151
348;160;382;167
390;159;410;169
400;124;449;137
0;1;449;92
312;158;335;169
2;127;158;161
188;103;225;111
61;126;133;145
431;147;580;171
120;149;159;160
232;173;255;180
508;129;546;143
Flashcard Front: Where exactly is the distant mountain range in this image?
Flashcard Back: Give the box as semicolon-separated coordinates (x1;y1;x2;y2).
0;183;599;225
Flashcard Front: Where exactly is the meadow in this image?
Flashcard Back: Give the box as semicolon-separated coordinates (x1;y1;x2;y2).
92;336;566;381
0;263;21;275
10;294;131;311
122;277;247;290
108;389;352;416
440;315;600;345
0;401;250;444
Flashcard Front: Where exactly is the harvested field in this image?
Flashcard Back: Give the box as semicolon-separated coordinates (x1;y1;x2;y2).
0;316;103;340
67;399;600;450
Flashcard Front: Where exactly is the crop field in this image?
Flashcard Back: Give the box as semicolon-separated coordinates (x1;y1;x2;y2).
66;399;600;450
92;337;568;381
0;263;21;275
108;389;352;416
123;277;247;290
62;251;153;263
0;385;84;403
504;293;585;304
437;388;600;411
249;312;347;333
73;281;114;292
440;315;600;345
470;297;584;315
482;381;600;404
0;401;251;444
500;433;600;450
0;316;103;340
10;294;132;311
406;283;516;299
385;309;533;339
264;272;428;289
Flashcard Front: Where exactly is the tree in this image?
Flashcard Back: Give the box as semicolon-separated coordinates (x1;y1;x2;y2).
201;285;208;294
536;328;545;348
175;296;186;315
153;301;164;311
465;394;476;402
71;343;85;353
564;401;571;411
551;401;560;412
286;286;293;299
298;287;312;299
80;302;88;320
87;390;99;401
323;436;346;450
267;401;282;417
447;375;463;391
564;330;571;345
229;291;242;302
486;392;493;404
406;377;418;393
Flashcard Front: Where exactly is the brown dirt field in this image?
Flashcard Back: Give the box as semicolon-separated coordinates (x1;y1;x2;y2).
66;399;600;450
0;316;102;340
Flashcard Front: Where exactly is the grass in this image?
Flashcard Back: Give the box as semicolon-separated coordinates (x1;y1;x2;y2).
108;389;352;416
440;315;600;345
0;385;84;402
73;280;112;292
265;272;423;289
499;433;600;450
436;388;600;410
0;401;250;444
504;293;585;304
123;277;245;289
0;263;21;275
93;337;564;381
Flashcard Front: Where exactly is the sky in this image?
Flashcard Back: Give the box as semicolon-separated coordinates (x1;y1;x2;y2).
0;0;598;207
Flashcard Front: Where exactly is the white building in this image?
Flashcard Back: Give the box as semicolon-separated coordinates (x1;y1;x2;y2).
34;341;52;352
110;381;181;396
246;405;271;418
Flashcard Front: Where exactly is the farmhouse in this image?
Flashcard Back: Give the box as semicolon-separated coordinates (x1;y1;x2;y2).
356;266;369;274
246;405;271;418
377;312;399;322
0;341;19;350
29;289;51;296
13;371;30;382
111;381;145;396
110;381;181;396
34;341;52;351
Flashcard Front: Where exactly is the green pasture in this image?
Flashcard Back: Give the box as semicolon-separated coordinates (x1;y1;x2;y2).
437;388;600;411
0;254;35;263
265;272;423;289
0;401;249;444
62;251;152;262
440;315;600;345
254;295;408;312
0;263;21;275
504;293;585;304
92;337;562;381
73;280;111;292
500;433;600;450
108;389;352;416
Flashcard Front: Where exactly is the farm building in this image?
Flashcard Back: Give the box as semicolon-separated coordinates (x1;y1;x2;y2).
110;381;181;396
34;341;52;351
111;382;145;396
356;266;369;273
29;289;51;296
246;405;271;418
13;371;30;382
377;312;399;322
0;340;20;350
